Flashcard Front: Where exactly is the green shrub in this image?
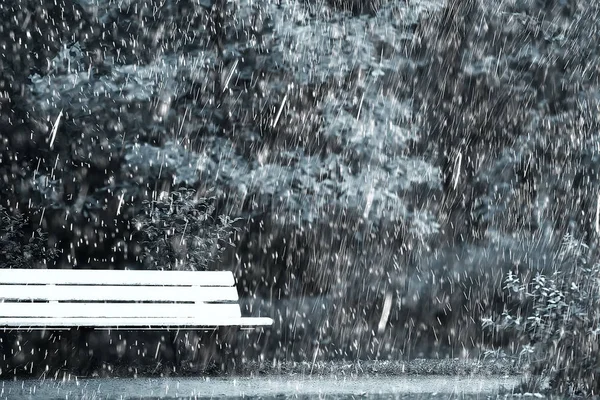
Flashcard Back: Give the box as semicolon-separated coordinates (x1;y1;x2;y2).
490;234;600;396
133;189;236;271
0;206;55;268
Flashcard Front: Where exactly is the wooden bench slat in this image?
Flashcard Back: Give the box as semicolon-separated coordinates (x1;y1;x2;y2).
0;317;274;328
0;285;239;302
0;269;234;286
0;303;241;318
0;269;275;329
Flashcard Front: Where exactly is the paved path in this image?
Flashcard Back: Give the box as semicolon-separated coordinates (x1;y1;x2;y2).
0;375;520;399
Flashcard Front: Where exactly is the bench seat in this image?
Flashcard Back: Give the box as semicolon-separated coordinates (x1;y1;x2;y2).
0;269;273;330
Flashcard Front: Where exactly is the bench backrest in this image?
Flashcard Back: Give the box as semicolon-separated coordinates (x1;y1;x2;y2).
0;269;255;328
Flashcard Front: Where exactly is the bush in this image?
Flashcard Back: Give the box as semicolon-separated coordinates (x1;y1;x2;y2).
490;234;600;396
133;189;236;271
0;206;55;268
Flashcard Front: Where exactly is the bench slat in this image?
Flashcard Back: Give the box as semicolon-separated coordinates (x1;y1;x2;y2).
0;269;234;286
0;303;241;318
0;317;274;328
0;285;238;302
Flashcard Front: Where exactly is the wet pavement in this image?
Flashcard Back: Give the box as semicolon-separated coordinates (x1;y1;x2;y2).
0;375;521;399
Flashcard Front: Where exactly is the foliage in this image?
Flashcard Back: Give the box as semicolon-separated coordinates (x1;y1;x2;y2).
0;206;55;268
490;234;600;396
133;189;236;270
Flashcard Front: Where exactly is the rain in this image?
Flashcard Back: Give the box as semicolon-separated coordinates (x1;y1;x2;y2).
0;0;599;398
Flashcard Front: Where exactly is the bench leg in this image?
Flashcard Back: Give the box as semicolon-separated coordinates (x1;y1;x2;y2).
0;331;15;376
216;326;240;372
67;328;96;377
169;329;181;371
185;327;238;373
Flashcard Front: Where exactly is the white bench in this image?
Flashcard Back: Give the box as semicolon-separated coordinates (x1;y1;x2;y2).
0;269;273;330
